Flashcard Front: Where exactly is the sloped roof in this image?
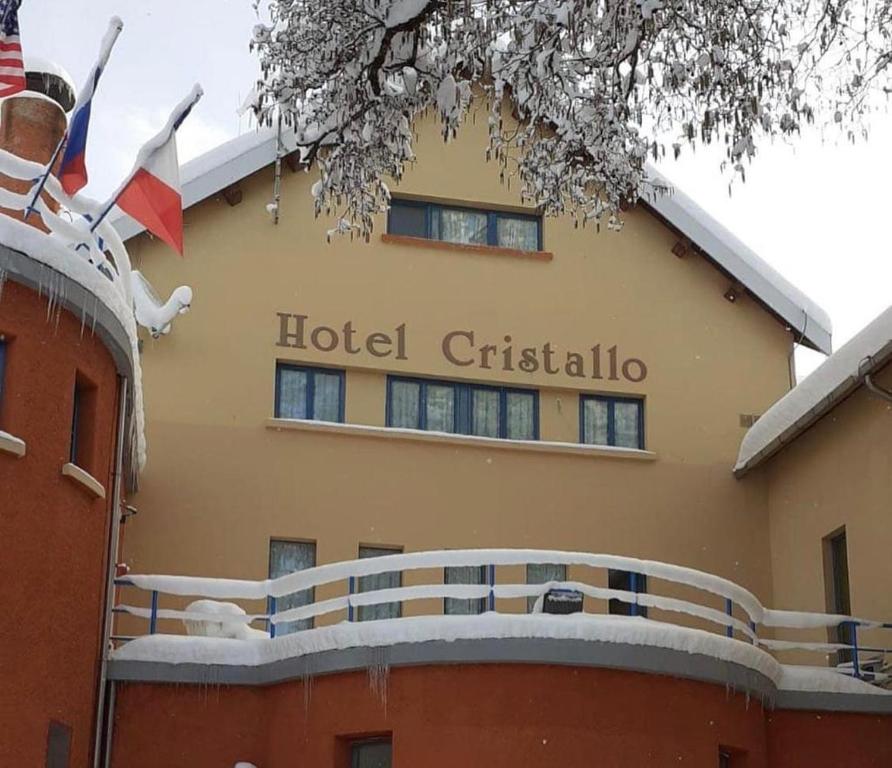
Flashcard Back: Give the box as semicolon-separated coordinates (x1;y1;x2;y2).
735;304;892;476
111;130;831;353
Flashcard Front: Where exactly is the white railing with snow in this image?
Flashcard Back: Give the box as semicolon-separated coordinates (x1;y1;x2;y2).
0;146;135;310
113;549;892;685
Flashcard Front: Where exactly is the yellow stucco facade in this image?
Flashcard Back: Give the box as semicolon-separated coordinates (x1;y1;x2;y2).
123;103;813;629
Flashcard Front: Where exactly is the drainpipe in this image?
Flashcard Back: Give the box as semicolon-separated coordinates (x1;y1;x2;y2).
864;373;892;404
93;375;129;768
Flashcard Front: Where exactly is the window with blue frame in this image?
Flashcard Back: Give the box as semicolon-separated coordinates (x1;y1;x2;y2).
386;376;538;440
268;539;316;634
444;565;487;615
608;569;648;618
388;198;542;252
579;394;644;449
275;363;345;422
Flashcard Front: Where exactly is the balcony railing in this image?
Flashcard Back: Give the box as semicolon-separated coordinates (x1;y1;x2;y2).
113;549;892;685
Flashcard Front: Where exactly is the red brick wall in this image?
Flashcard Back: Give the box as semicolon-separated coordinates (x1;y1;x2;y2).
767;710;892;768
111;664;772;768
0;279;121;768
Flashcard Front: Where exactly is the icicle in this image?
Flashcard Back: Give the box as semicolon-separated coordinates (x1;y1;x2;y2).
367;647;390;713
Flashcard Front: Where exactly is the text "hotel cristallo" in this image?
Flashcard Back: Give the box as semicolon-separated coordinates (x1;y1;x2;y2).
276;312;647;382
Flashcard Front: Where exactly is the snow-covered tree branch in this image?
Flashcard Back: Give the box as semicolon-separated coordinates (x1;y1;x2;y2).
250;0;891;237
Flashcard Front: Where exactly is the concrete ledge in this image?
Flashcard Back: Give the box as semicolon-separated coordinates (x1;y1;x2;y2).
108;637;777;704
0;430;25;457
62;462;106;499
265;418;657;462
775;689;892;714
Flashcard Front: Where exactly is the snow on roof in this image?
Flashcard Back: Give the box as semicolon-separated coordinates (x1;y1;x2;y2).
646;166;831;354
110;131;831;353
735;304;892;475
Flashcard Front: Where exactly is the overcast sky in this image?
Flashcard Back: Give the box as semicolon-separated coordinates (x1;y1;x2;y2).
23;1;892;376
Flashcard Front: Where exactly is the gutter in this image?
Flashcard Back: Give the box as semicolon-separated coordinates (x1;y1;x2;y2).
92;375;129;768
734;341;892;477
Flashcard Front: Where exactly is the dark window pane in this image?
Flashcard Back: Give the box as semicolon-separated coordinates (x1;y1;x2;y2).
277;367;308;419
269;540;316;633
608;570;647;617
445;565;486;615
352;741;392;768
506;391;535;440
526;563;567;612
497;216;539;250
46;721;71;768
358;546;402;621
389;201;426;237
389;380;421;428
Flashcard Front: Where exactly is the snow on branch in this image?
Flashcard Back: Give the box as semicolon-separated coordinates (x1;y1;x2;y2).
250;0;891;238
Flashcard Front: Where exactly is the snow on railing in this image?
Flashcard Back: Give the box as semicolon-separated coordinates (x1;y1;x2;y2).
0;146;136;312
113;549;892;685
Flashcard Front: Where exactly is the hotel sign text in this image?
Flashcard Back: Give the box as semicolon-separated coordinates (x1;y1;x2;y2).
276;312;647;382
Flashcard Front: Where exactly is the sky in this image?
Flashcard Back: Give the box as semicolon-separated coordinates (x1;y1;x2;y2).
22;1;892;377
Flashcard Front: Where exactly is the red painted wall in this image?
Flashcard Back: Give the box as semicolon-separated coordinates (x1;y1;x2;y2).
0;279;121;768
767;710;892;768
112;664;773;768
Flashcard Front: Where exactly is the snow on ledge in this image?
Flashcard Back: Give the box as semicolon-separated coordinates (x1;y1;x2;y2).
735;304;892;474
0;215;146;467
111;614;892;698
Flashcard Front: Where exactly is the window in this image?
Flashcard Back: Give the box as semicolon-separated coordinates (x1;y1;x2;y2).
526;563;567;613
387;376;538;440
46;720;71;768
351;739;392;768
388;198;542;251
275;363;344;422
580;394;644;449
69;374;96;470
608;570;648;618
358;546;402;621
824;528;853;666
718;750;731;768
269;540;316;634
444;565;487;615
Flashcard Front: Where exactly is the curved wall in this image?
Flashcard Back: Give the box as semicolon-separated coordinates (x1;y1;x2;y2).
0;277;121;768
111;663;772;768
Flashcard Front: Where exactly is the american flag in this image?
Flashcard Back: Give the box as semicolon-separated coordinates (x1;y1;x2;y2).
0;0;24;99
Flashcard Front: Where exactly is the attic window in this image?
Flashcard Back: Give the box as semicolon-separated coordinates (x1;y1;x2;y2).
388;199;542;251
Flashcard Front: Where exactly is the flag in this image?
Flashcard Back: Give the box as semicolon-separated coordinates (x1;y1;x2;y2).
0;0;25;99
100;85;202;256
58;17;123;195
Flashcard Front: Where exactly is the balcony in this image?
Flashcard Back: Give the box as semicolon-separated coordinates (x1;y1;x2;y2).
109;549;892;712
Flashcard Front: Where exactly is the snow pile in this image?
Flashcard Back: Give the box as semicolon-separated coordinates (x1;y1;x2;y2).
736;304;892;474
778;665;890;696
114;611;781;680
182;600;268;640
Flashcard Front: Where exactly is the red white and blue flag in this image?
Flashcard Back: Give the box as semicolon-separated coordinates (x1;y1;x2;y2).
0;0;25;99
58;17;123;195
98;85;203;256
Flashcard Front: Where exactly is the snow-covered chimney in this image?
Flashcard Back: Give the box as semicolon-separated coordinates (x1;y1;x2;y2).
0;57;75;229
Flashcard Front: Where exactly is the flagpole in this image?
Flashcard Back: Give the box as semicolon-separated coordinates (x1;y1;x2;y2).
23;15;123;221
89;84;203;234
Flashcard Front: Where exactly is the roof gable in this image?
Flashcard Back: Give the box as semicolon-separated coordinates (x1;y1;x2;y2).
111;129;831;354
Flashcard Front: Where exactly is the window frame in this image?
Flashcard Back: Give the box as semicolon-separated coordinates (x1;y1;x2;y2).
608;569;648;618
579;393;645;449
268;538;317;633
350;737;392;768
443;564;488;616
387;197;543;252
274;362;346;423
357;544;404;622
385;375;539;441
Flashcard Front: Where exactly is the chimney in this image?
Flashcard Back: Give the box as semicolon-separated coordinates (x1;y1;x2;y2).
0;57;75;229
